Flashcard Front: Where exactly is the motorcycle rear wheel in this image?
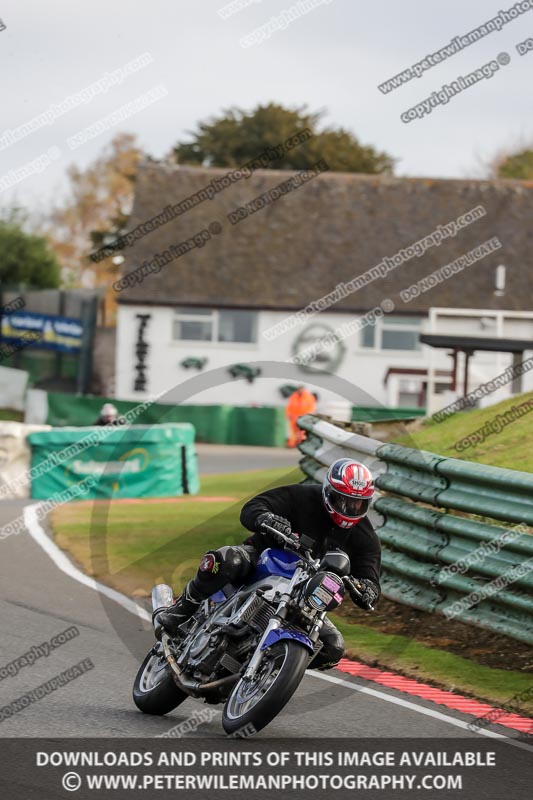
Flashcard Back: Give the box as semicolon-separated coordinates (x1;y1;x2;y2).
133;644;188;715
222;641;309;735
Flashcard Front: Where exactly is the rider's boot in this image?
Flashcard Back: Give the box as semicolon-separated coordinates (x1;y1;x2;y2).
154;582;204;637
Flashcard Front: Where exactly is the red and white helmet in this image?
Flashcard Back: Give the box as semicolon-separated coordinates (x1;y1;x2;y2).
322;458;375;529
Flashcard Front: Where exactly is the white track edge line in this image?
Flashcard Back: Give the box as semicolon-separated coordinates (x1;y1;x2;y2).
23;503;151;623
23;503;533;752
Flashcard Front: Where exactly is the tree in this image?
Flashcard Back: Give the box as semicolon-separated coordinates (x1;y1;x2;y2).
174;103;394;174
0;208;60;288
492;148;533;180
46;133;145;287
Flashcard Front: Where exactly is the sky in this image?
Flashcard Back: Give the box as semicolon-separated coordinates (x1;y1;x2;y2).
0;0;531;214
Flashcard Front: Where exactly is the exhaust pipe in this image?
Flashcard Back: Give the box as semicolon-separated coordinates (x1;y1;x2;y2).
197;673;241;693
151;584;174;639
152;584;175;613
161;632;240;696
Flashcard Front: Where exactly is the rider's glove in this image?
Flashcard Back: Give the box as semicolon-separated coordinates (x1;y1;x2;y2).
256;512;292;542
349;578;379;611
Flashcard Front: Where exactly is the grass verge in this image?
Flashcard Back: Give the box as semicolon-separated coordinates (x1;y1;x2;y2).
334;618;533;715
394;391;533;470
51;466;302;597
0;407;24;422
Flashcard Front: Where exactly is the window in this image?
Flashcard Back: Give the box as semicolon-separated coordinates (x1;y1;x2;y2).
360;315;421;351
382;328;420;350
361;324;375;349
173;308;213;341
172;308;257;343
218;310;256;343
398;379;423;407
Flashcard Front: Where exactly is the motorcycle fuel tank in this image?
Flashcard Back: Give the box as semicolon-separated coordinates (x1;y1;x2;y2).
251;548;300;581
208;549;299;604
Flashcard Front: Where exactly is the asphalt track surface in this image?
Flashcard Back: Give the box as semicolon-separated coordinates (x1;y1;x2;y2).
0;447;530;748
195;443;300;474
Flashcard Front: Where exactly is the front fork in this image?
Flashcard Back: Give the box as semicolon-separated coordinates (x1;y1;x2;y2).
242;570;326;681
242;611;285;680
242;568;302;680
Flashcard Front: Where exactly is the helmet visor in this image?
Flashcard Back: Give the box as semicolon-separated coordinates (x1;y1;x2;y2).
324;484;370;519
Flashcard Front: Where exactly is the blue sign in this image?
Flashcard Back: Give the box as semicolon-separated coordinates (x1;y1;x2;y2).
1;311;83;353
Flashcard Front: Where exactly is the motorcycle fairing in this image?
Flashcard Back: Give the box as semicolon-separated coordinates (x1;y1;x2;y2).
261;628;314;654
208;548;298;604
251;548;300;580
210;590;228;603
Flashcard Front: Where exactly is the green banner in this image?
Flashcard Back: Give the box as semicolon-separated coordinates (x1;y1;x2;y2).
28;424;199;500
45;393;286;447
352;406;426;422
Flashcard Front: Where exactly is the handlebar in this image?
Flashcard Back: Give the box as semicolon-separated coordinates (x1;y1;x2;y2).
343;576;374;611
261;524;374;609
261;523;301;549
261;523;317;567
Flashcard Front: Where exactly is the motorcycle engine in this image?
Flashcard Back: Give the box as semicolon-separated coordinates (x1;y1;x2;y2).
186;629;224;673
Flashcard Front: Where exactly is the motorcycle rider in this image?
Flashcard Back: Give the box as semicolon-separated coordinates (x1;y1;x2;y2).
156;458;381;670
93;403;126;426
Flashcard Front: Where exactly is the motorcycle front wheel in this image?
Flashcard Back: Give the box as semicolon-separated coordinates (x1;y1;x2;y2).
222;641;309;735
132;643;188;715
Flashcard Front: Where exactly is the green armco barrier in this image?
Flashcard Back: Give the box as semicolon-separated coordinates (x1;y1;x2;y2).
435;458;533;525
352;406;426;422
296;414;533;645
375;444;447;505
375;496;533;591
376;441;533;525
45;393;285;447
28;424;199;500
380;557;532;644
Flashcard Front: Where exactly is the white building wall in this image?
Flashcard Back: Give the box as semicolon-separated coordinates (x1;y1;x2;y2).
116;305;431;408
115;304;533;410
425;308;533;413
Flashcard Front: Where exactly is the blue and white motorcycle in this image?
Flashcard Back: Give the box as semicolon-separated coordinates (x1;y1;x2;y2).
133;526;363;735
